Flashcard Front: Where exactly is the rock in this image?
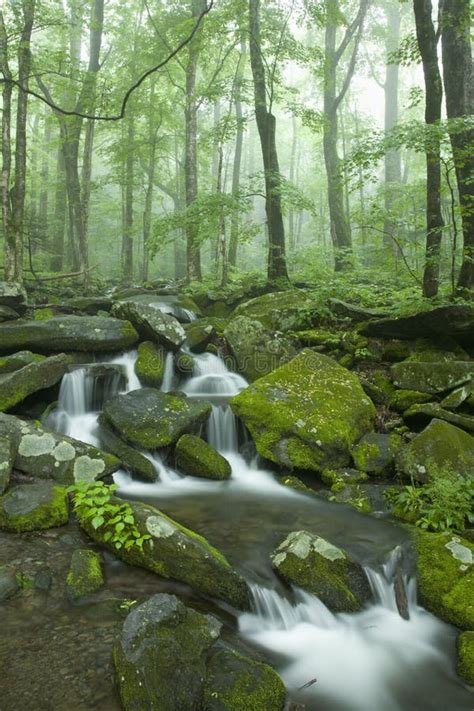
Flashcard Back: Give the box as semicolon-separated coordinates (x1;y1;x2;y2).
0;316;138;353
185;323;216;353
203;649;287;711
321;467;368;486
111;300;185;351
224;316;296;381
175;351;194;375
389;389;432;413
175;434;231;480
0;482;68;532
329;298;389;322
0;354;69;412
0;350;45;374
361;304;474;346
230;350;376;473
413;529;473;630
63;296;113;314
80;497;249;608
457;631;474;684
329;481;373;513
0;568;20;602
390;361;474;395
66;549;104;600
120;292;200;322
0;413;120;483
292;327;341;349
103;388;211;450
440;381;473;409
134;341;165;388
271;531;372;612
396;419;474;483
232;289;322;332
0;305;20;322
0;281;27;310
0;435;14;494
97;415;158;482
352;433;402;477
403;403;474;433
113;593;222;711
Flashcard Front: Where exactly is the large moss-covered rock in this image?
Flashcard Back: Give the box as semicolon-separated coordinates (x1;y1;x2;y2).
0;316;138;353
232;290;322;332
361;304;474;345
185;322;216;353
134;341;165;388
352;432;402;477
203;649;286;711
457;631;474;684
80;497;249;609
0;351;45;374
389;389;432;413
0;482;68;532
230;350;376;473
0;354;69;412
390;361;474;394
396;419;474;483
0;413;120;483
175;434;231;480
0;281;27;310
111;300;185;351
224;316;296;381
103;388;211;450
271;531;371;612
66;549;104;600
63;296;113;314
97;415;158;482
329;299;389;323
403;402;474;433
0;305;20;322
413;530;474;630
113;593;222;711
0;435;14;494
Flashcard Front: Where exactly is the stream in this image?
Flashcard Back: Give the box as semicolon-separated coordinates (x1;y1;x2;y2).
41;344;473;710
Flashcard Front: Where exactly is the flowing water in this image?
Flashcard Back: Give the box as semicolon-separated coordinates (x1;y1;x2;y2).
45;340;473;710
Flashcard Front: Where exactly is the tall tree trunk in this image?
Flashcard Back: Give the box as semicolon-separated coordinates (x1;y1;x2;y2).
413;0;444;297
38;111;51;253
288;113;298;251
228;38;246;269
81;119;95;250
440;0;474;294
184;0;205;282
142;85;158;282
51;140;67;271
383;3;402;250
122;116;135;281
249;0;288;283
0;11;12;278
29;114;40;251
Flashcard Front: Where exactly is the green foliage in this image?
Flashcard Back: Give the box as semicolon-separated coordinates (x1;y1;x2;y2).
385;471;474;533
67;481;151;551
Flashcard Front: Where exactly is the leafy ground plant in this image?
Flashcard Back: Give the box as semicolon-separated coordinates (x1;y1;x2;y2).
67;481;151;551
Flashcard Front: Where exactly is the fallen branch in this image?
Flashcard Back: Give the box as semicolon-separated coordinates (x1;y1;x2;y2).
24;265;98;282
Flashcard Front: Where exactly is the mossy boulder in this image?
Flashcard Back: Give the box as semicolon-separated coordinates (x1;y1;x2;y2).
0;350;45;374
271;531;371;612
134;341;165;388
0;435;14;494
66;549;104;600
389;389;432;413
321;467;368;486
63;296;113;314
230;350;376;473
403;402;474;433
103;388;211;450
97;415;157;482
396;419;474;483
0;305;20;322
224;316;296;381
175;351;195;375
292;327;341;349
0;482;68;532
111;300;185;351
0;316;138;354
457;631;474;684
352;433;402;477
114;593;222;711
0;413;120;484
329;298;389;322
80;497;249;609
203;649;286;711
175;434;231;480
185;323;216;353
441;381;473;409
328;482;373;513
0;353;69;412
0;281;27;310
390;361;474;395
413;529;474;630
232;290;322;332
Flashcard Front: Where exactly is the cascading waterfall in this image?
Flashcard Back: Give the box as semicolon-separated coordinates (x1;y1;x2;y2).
161;352;175;392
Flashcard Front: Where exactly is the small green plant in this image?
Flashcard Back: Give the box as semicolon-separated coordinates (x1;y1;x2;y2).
67;481;151;551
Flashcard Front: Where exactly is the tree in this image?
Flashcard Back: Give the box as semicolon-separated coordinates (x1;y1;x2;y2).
413;0;444;298
248;0;288;283
440;0;474;294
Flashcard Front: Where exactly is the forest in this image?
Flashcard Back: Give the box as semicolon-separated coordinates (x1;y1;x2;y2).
0;1;473;710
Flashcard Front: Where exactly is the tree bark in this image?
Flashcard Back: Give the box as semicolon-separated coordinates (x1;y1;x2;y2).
440;0;474;294
122;116;135;281
0;10;13;280
38;111;51;252
413;0;444;297
51;140;67;272
249;0;288;283
229;38;246;269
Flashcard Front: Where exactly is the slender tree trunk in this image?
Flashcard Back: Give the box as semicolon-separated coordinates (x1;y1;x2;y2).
228;38;246;269
249;0;288;283
142;92;158;281
51;140;67;271
0;11;13;279
81;118;95;249
29;114;40;251
440;0;474;294
122;116;135;281
413;0;444;297
288;113;298;251
38;111;51;252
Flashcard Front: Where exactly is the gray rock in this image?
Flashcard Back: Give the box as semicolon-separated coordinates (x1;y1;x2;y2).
0;568;20;602
98;414;158;482
403;403;474;433
391;360;474;395
0;351;45;374
0;281;27;310
0;305;20;322
0;435;14;494
352;432;402;477
111;300;185;351
329;298;389;322
0;354;69;412
0;481;69;532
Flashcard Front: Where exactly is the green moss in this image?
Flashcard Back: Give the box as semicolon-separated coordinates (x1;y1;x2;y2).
279;474;318;497
134;341;165;388
204;649;286;711
292;328;341;349
66;549;104;600
34;308;54;321
457;631;474;684
175;352;194;374
390;389;432;413
413;529;474;630
0;483;69;532
175;434;231;480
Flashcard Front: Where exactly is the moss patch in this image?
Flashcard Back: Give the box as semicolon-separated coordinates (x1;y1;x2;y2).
457;631;474;684
134;341;165;388
175;434;231;480
0;482;69;532
66;549;104;600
